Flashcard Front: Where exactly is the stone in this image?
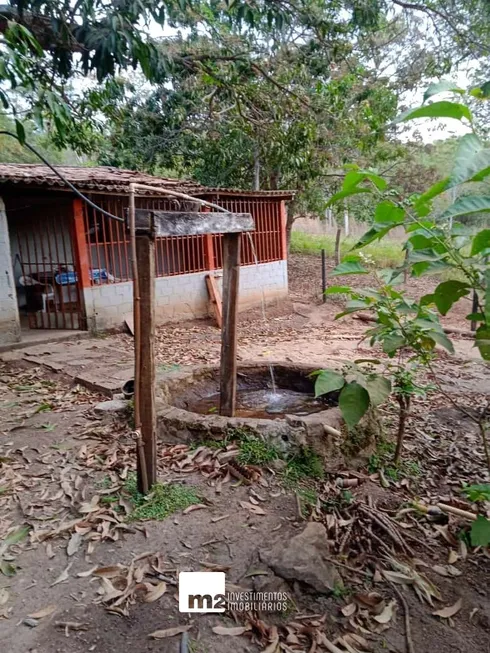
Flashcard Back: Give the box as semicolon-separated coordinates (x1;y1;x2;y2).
94;399;129;414
259;523;342;594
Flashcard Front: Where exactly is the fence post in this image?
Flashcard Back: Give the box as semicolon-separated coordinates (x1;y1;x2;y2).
321;248;327;303
136;233;157;489
219;232;241;416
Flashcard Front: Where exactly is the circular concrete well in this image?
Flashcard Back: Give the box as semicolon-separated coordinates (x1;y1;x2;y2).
156;362;379;467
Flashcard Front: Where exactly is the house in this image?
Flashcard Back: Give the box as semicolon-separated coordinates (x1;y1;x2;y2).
0;164;293;345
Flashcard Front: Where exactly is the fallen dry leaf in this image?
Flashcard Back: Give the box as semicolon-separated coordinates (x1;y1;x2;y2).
341;603;357;617
27;604;57;620
448;550;459;565
67;532;82;557
432;598;462;619
432;565;462;578
144;581;167;603
92;566;124;578
239;501;266;516
212;625;249;636
0;589;9;606
374;600;396;624
183;504;207;515
50;563;72;587
148;625;192;638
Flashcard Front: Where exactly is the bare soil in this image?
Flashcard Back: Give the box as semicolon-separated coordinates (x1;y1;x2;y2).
0;253;489;653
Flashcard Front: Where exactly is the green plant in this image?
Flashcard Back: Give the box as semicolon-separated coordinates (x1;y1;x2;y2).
313;361;391;429
236;434;279;466
461;483;490;503
283;448;325;485
124;474;199;521
332;582;350;599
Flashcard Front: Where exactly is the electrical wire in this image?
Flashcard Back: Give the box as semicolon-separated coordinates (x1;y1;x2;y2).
0;130;125;222
0;131;230;219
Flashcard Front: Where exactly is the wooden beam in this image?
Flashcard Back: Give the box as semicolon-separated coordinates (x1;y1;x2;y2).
72;199;91;289
136;234;157;489
130;210;254;236
206;275;222;328
219;233;241;417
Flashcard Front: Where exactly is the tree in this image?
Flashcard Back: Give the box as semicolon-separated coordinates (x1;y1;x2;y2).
1;0;489;153
99;37;399;241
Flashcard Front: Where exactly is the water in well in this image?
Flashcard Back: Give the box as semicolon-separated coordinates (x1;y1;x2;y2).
190;387;329;420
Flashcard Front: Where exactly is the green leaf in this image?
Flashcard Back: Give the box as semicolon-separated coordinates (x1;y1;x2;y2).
331;260;368;276
353;225;394;249
374;200;405;225
415;178;449;209
408;234;435;250
0;525;30;559
470;515;490;547
0;560;16;577
475;325;490;361
314;370;345;397
381;333;406;356
339;382;370;428
485;269;490;323
394;101;472;124
450;134;490;187
429;331;455;353
326;187;371;206
411;260;453;276
471;229;490;256
440;196;490;222
423;81;464;102
325;286;352;295
428;280;471;315
365;376;391;406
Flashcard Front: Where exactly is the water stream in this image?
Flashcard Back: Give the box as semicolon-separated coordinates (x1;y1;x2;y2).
191;387;326;420
246;232;278;397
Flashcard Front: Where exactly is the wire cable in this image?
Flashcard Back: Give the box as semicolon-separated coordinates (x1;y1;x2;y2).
0;130;126;222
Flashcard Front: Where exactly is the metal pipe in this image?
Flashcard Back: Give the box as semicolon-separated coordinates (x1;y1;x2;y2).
130;183;228;212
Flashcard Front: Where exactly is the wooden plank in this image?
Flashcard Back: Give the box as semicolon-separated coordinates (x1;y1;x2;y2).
131;210;254;236
206;275;222;328
219;233;240;417
72;199;91;289
136;234;157;489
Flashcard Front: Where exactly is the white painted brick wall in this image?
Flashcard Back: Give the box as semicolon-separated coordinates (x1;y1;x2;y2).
0;197;20;344
85;260;288;331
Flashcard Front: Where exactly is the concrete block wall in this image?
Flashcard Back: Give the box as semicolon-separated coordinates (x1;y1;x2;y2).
0;197;20;344
84;260;288;332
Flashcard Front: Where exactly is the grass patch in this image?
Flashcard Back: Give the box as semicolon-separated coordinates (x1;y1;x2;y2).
236;434;279;466
124;473;200;521
290;231;404;268
368;439;421;480
193;427;279;466
282;447;325;486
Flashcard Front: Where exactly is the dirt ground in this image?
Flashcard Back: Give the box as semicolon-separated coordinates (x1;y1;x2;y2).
1;253;489;653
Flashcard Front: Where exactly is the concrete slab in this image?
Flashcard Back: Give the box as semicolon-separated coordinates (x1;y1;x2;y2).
1;334;134;396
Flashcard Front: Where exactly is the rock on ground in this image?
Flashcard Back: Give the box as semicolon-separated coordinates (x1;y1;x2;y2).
94;399;129;414
259;522;342;594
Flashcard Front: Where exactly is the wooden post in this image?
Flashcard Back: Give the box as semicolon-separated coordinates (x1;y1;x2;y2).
219;233;241;417
136;233;157;489
321;249;327;303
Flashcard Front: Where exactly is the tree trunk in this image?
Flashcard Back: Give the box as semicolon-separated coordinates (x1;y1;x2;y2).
334;227;341;266
253;146;260;191
394;395;411;464
286;204;296;248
